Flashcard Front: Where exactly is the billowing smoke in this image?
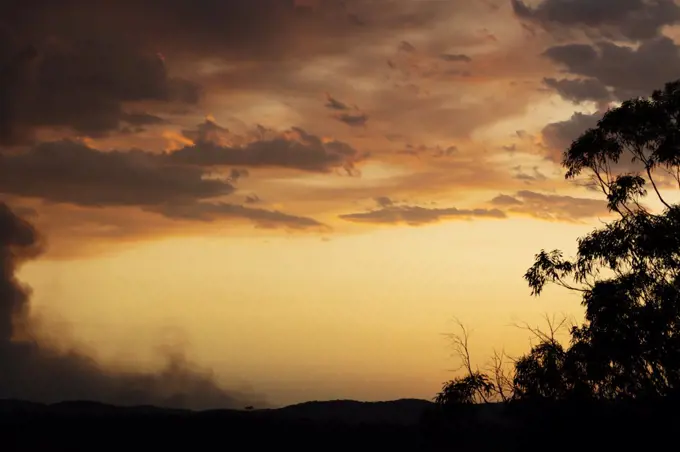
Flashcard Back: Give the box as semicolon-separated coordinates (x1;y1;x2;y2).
0;202;262;409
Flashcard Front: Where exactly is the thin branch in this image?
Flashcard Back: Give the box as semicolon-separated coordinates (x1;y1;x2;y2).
646;165;672;210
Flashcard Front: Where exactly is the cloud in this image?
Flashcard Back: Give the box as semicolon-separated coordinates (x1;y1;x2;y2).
4;0;463;74
511;0;680;41
0;140;233;206
228;168;250;183
336;112;369;127
0;202;262;409
148;201;326;231
0;139;328;232
0;30;199;144
543;37;680;102
513;166;548;183
244;194;261;204
541;111;602;160
339;199;506;226
322;95;368;127
490;190;608;222
543;77;613;104
399;41;417;53
490;194;523;206
121;112;168;127
181;118;231;145
325;93;351;111
168;126;361;172
374;196;394;207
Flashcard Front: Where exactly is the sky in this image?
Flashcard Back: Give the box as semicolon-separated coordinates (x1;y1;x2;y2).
2;0;680;408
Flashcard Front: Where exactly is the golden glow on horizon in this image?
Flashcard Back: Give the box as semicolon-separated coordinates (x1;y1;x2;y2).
20;217;589;405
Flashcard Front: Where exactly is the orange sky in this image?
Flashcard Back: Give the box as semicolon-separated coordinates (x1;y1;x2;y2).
3;0;679;407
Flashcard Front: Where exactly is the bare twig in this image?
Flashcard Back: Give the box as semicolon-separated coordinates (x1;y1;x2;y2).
485;348;515;402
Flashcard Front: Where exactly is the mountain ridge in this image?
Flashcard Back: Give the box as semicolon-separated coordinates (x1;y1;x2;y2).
0;397;435;425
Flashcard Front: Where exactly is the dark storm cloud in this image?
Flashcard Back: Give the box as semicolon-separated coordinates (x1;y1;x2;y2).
339;202;506;226
169;127;360;172
1;0;382;64
0;202;262;409
1;0;465;144
511;0;680;41
543;77;613;104
0;29;199;144
0;140;233;207
148;202;326;230
0;140;327;230
491;190;608;222
543;37;680;102
0;0;371;144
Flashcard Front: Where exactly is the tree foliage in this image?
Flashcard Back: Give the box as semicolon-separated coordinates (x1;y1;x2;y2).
436;79;680;409
520;80;680;401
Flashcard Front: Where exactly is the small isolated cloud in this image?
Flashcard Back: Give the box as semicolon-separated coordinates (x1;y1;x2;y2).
324;93;350;111
336;112;369;127
399;143;457;158
490;190;608;222
399;41;417;53
513;166;548;183
322;94;368;127
244;194;261;204
339;199;505;226
148;202;326;231
374;196;394;207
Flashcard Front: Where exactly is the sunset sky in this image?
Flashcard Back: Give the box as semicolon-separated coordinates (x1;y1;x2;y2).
2;0;680;407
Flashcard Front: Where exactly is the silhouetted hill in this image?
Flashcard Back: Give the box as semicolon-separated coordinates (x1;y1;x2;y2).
0;397;433;424
0;398;432;451
271;398;434;424
2;397;678;451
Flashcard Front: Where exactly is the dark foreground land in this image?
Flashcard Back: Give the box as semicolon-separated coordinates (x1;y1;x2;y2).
1;398;678;451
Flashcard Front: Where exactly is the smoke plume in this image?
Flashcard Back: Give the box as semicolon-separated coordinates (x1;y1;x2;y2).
0;202;261;409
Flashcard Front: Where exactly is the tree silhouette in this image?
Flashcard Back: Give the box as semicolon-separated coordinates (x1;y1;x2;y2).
435;320;513;409
435;320;495;407
518;80;680;401
435;80;680;410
